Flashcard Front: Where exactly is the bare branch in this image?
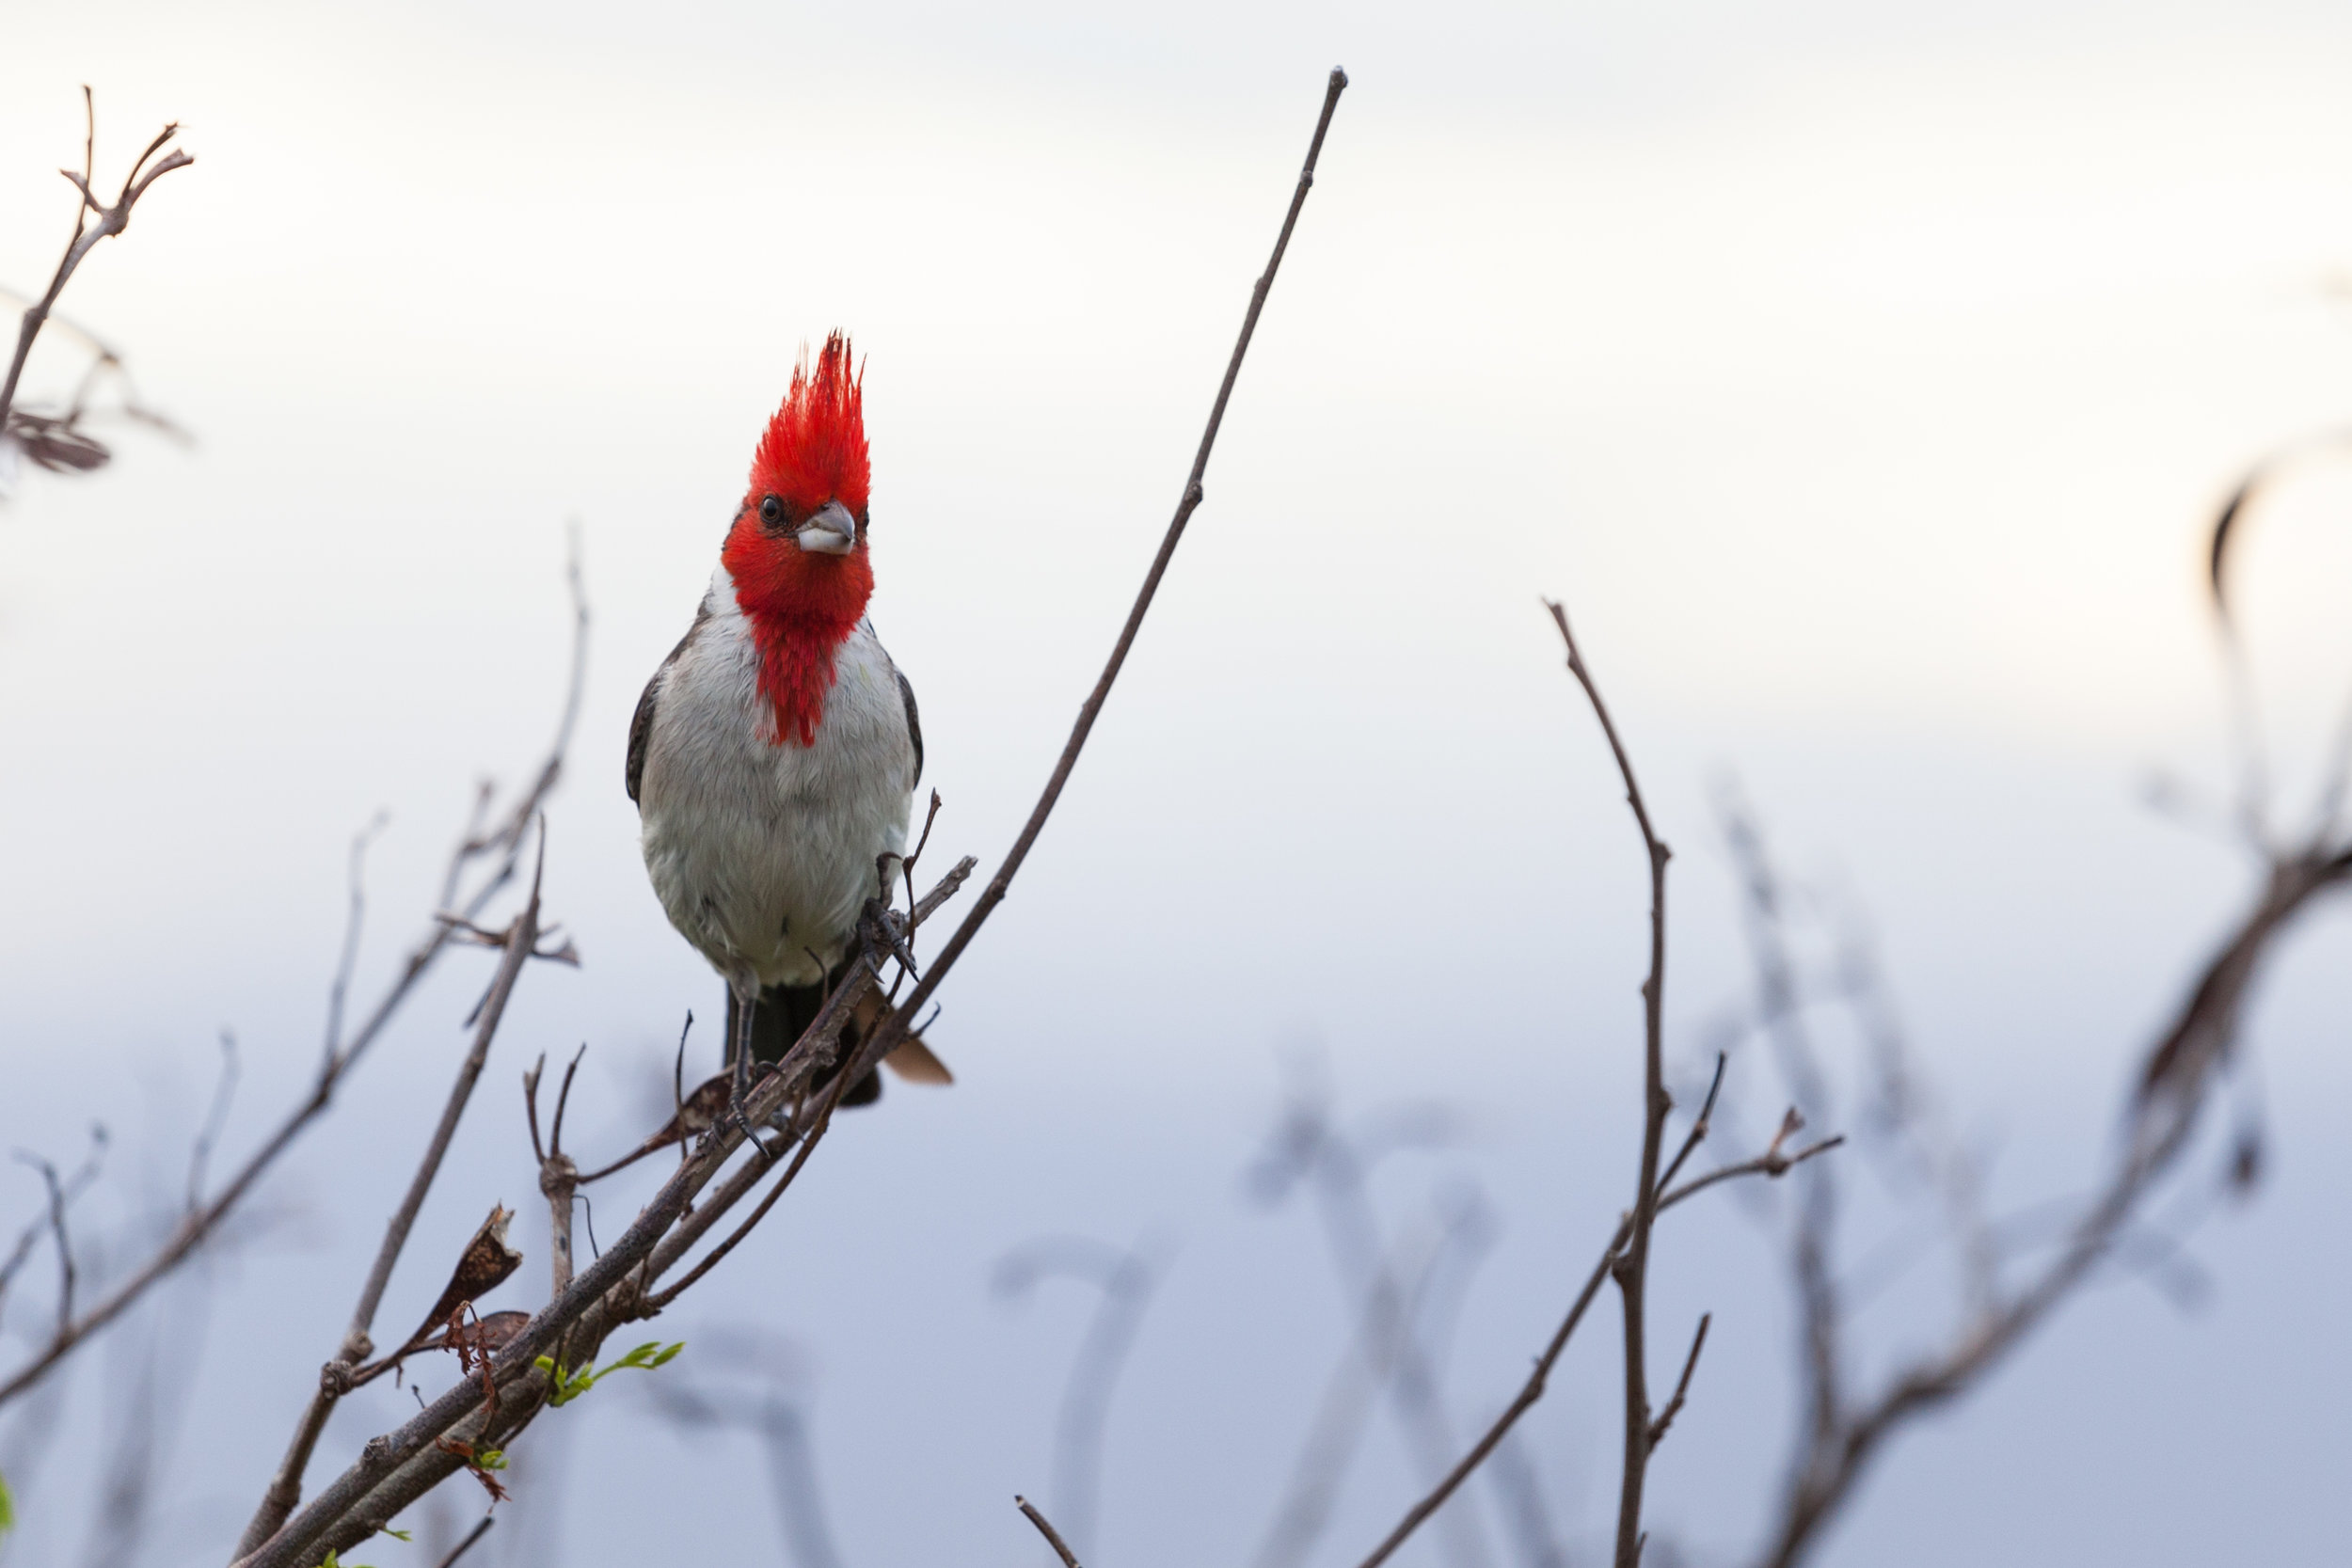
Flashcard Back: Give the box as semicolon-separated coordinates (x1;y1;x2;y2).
1542;595;1676;1568
850;67;1348;1083
1;90;193;436
1018;1496;1085;1568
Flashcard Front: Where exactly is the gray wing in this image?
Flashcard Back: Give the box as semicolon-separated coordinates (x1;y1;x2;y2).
627;618;703;806
896;665;923;789
626;666;661;806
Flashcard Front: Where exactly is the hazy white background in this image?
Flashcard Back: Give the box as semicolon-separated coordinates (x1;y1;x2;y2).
4;2;2351;1564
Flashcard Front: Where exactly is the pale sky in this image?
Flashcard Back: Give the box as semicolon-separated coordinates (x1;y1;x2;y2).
4;5;2350;1566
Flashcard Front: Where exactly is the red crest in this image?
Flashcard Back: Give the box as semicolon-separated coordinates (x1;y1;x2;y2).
749;332;868;516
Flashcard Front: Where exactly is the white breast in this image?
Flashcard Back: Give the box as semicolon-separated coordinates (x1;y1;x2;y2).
636;568;916;992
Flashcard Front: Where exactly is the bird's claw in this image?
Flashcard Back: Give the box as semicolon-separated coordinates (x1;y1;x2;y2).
858;897;919;977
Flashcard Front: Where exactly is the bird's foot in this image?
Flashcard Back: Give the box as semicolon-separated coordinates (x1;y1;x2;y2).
858;898;919;977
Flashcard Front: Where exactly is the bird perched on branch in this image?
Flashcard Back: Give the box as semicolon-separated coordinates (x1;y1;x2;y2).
628;333;948;1107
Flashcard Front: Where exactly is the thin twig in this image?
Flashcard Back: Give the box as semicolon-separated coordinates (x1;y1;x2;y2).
524;1054;549;1165
1645;1314;1711;1448
1018;1496;1085;1568
1657;1137;1847;1215
0;1125;104;1317
850;67;1348;1085
12;1154;76;1338
1656;1054;1727;1196
549;1046;585;1159
1349;1230;1622;1568
436;1513;496;1568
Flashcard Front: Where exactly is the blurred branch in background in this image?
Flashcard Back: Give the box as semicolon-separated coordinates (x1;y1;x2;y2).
642;1329;847;1568
70;1230;222;1568
1711;608;2352;1568
992;1234;1166;1567
0;89;193;502
1246;1083;1503;1568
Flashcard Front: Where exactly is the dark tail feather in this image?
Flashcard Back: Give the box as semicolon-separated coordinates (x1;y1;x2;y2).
725;975;882;1108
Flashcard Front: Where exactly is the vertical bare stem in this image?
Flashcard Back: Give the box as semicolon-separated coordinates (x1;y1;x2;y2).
1542;599;1674;1568
540;1048;586;1300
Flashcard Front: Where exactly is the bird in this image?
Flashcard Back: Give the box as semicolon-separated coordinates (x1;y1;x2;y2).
627;332;948;1110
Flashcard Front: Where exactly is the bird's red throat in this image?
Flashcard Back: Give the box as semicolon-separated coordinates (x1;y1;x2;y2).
723;532;873;748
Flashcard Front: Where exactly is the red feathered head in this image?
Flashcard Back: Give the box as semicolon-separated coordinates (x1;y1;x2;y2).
747;332;868;520
723;333;877;747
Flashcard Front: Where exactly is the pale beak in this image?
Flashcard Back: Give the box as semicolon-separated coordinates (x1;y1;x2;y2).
794;499;858;555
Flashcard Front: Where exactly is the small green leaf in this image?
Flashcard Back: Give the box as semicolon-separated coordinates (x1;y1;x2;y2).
379;1528;413;1543
0;1468;13;1537
477;1449;507;1471
536;1340;684;1408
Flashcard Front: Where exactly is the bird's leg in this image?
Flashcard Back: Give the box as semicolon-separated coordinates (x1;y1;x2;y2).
727;982;756;1114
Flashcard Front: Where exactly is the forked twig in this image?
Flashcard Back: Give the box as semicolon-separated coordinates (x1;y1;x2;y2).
2;88;194;436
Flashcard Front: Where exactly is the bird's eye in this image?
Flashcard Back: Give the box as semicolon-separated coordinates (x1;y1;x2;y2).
758;496;783;526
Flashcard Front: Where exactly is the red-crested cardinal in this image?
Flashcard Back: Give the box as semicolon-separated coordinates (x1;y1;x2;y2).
628;333;947;1107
